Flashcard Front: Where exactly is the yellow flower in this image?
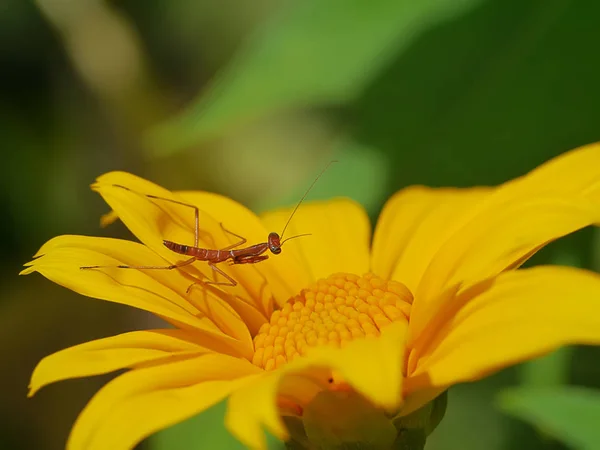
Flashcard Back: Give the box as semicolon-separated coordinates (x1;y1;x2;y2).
22;143;600;450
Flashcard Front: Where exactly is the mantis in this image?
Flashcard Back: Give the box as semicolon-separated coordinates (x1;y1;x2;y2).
81;161;335;291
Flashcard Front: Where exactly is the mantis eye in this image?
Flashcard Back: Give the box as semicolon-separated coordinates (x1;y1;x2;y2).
268;232;282;254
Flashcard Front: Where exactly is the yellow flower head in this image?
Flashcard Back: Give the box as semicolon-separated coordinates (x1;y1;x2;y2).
22;143;600;450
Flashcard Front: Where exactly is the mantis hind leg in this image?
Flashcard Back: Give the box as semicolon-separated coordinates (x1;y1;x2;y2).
81;257;197;271
218;222;247;250
187;262;238;293
111;185;202;247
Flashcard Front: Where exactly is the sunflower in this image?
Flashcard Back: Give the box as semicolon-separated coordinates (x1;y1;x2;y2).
22;143;600;450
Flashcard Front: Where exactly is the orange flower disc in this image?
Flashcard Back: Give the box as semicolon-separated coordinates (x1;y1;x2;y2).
253;273;413;371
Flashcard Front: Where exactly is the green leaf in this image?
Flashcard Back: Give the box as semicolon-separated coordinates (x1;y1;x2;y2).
148;0;484;154
519;348;572;388
353;0;600;195
497;386;600;450
150;402;243;450
150;400;284;450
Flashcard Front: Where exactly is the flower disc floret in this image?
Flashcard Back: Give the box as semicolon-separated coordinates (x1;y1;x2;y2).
252;273;413;370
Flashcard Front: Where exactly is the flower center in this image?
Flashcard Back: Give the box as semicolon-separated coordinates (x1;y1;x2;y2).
252;273;413;370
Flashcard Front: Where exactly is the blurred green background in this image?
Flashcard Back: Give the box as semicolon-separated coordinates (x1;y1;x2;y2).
2;0;600;449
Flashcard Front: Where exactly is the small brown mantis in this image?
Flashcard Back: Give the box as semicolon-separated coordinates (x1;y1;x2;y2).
81;161;336;291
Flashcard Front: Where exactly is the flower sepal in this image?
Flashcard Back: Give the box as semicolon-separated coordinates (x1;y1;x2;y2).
298;389;397;449
392;391;447;437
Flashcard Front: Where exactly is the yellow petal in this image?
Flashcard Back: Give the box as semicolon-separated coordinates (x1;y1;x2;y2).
226;322;407;449
29;329;209;396
29;235;198;315
260;199;371;285
92;171;273;313
22;235;252;358
408;267;600;392
99;210;119;227
67;353;262;450
505;142;600;202
410;195;600;342
371;186;491;293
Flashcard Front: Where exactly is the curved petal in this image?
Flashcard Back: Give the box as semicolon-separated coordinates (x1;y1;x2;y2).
226;321;407;449
29;235;199;314
410;196;600;342
92;171;279;314
29;329;210;396
371;186;491;293
504;142;600;202
67;353;262;450
21;236;252;359
407;267;600;392
260;199;371;287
